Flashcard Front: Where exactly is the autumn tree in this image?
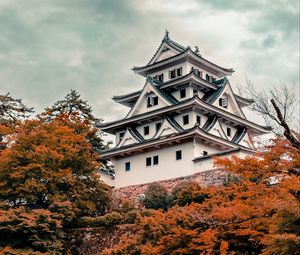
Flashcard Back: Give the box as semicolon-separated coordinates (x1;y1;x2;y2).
38;90;113;174
0;114;111;254
102;136;300;255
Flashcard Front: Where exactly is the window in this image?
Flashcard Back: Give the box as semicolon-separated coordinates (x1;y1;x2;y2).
196;115;201;126
227;127;231;137
169;69;176;79
177;67;182;77
193;89;198;96
180;89;186;98
219;97;228;108
153;156;159;165
183;115;189;125
125;162;131;171
119;132;125;140
203;151;208;156
144;126;150;135
154;73;164;82
156;122;162;132
212;77;216;83
147;96;158;107
146;157;152;166
176;150;182;160
206;74;209;81
169;67;182;79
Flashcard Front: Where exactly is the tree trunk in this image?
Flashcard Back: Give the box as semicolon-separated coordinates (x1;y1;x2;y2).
270;99;300;149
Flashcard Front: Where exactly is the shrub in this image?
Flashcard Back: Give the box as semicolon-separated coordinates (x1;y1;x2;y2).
171;181;207;206
143;183;169;210
78;212;123;227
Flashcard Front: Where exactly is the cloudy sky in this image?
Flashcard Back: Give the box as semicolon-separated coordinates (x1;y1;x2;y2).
0;0;299;123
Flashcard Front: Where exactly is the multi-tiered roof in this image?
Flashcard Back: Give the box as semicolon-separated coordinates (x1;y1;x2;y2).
100;32;271;160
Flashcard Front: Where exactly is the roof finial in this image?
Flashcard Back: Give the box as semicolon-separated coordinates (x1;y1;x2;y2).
164;29;170;41
194;46;202;57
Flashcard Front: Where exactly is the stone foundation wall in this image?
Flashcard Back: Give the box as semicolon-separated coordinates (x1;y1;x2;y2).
113;169;227;204
64;225;137;255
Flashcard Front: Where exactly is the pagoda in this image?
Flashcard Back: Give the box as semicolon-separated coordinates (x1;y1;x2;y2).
100;31;271;188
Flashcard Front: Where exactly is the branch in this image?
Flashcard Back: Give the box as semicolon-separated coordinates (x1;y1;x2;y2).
270;99;300;149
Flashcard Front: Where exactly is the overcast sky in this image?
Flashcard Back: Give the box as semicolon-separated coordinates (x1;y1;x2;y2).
0;0;299;123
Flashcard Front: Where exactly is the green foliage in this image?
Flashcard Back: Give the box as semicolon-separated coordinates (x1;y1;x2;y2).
78;212;123;227
171;181;208;206
143;183;169;210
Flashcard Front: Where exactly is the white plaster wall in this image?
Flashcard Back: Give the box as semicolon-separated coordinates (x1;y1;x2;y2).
99;172;115;187
193;141;219;157
155;48;178;62
133;94;168;116
194;149;254;173
220;122;238;141
174;111;195;129
113;142;195;188
136;120;163;140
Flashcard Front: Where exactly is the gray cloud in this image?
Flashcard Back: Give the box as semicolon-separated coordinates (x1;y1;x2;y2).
0;0;299;125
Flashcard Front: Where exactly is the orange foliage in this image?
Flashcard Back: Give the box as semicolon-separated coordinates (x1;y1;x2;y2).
103;136;300;255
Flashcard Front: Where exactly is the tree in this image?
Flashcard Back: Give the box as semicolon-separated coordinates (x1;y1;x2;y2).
0;93;33;150
38;90;113;174
0;205;64;254
0;93;33;124
0;114;112;253
102;136;300;255
239;80;299;148
143;183;169;210
170;181;207;206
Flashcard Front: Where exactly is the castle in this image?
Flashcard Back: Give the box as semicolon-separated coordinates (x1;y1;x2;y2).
100;32;271;188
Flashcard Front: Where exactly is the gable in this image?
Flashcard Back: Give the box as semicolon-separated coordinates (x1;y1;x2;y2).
207;119;227;140
238;131;254;149
149;41;182;65
211;82;246;118
154;117;183;139
126;79;174;119
116;128;142;148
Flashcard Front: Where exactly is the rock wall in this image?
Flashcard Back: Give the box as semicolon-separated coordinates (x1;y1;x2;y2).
113;169;227;204
64;225;137;255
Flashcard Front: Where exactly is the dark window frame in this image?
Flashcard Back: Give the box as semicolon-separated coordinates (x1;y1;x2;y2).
144;126;150;135
180;88;186;98
176;150;182;160
146;157;152;166
125;162;131;171
227;127;231;137
196;115;201;125
183;115;189;125
153;155;159;165
155;122;162;132
147;96;159;108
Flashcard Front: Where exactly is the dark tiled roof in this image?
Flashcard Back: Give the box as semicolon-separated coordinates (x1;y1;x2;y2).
231;127;247;143
101;96;272;133
133;48;234;74
166;116;184;132
203;115;218;132
193;148;241;162
129;127;145;142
